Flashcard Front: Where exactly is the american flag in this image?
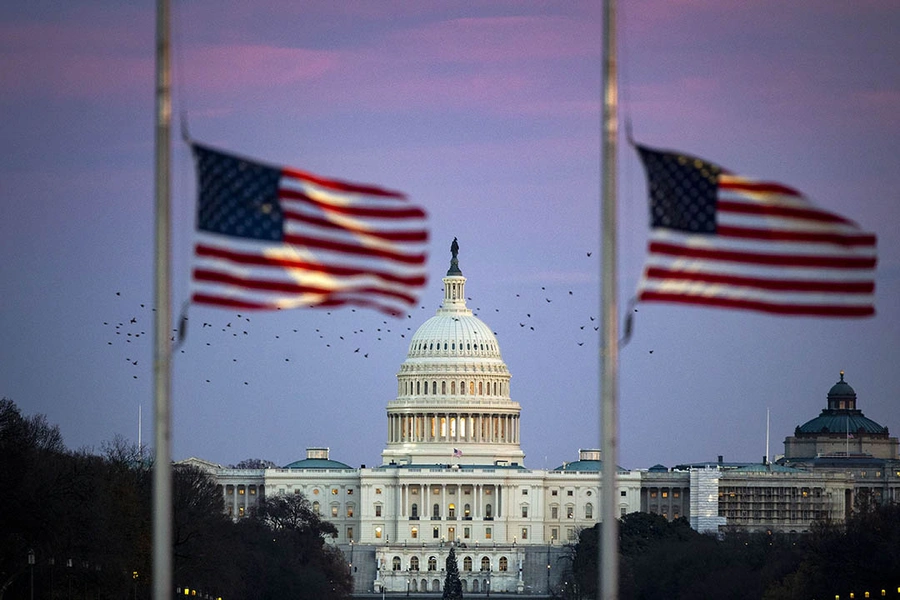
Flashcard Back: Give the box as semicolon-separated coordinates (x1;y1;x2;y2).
190;144;428;316
453;448;462;458
635;145;877;317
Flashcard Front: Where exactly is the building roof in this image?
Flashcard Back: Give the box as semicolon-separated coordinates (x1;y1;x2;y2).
282;457;353;470
795;372;889;436
553;459;628;473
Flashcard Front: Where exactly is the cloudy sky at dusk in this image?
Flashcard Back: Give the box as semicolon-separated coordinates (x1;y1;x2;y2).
2;1;898;471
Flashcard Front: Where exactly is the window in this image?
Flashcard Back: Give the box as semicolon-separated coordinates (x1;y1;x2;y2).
376;488;382;495
332;506;338;517
238;506;245;517
551;506;558;519
433;527;440;539
249;487;256;495
375;527;382;539
567;490;574;497
464;526;470;539
348;488;354;495
332;488;339;495
521;505;528;518
566;506;574;519
620;490;627;497
313;501;320;515
485;527;492;540
522;489;529;495
411;503;419;518
662;490;668;498
673;490;679;498
448;504;456;518
499;557;508;571
485;504;493;519
411;527;418;539
238;488;245;495
481;557;490;571
347;505;354;517
464;504;471;519
521;528;528;540
585;503;593;519
567;528;575;541
375;505;382;517
463;557;473;571
551;527;558;541
428;556;437;571
551;490;558;497
620;507;627;517
347;527;353;540
410;556;419;570
393;557;401;571
433;503;440;518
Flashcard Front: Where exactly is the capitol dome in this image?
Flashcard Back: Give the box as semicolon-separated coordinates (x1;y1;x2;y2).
382;239;524;466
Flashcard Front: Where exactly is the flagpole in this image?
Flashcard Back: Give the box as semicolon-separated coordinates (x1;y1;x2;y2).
600;1;619;599
153;0;173;599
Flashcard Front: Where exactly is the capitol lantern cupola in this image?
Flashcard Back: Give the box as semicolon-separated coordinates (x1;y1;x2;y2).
382;239;524;466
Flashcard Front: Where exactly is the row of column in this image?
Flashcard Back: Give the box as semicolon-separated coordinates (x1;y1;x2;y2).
388;413;520;444
399;483;502;520
221;483;263;518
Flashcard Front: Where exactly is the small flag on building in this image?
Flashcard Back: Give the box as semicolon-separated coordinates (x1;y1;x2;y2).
635;145;877;317
190;144;428;316
453;448;463;458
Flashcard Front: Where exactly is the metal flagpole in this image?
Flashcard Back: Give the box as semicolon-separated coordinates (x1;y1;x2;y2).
153;0;173;599
600;0;619;598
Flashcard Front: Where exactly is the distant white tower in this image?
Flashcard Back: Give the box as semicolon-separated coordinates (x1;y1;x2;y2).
382;238;524;466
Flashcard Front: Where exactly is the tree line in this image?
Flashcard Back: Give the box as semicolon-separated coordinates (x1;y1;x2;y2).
563;503;900;600
0;398;350;600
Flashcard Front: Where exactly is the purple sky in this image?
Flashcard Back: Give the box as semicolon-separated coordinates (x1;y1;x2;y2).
2;1;898;471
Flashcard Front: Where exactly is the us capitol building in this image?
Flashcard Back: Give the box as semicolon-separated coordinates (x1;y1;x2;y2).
182;241;900;595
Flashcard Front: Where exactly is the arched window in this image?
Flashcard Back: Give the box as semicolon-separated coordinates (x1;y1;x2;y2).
479;381;483;395
463;556;473;571
485;503;492;519
499;557;508;572
410;556;419;571
464;503;471;519
393;557;401;571
416;381;420;395
451;381;456;394
585;502;594;519
312;501;320;515
411;503;419;518
480;557;490;571
442;381;446;394
432;381;437;394
448;503;456;518
428;556;437;571
433;503;440;518
461;380;466;395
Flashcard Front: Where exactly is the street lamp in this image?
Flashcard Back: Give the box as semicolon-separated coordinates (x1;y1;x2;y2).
27;549;35;600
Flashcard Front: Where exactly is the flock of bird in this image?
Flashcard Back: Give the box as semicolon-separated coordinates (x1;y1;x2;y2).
103;250;648;386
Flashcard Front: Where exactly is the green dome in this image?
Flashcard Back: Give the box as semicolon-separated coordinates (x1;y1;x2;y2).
282;457;353;470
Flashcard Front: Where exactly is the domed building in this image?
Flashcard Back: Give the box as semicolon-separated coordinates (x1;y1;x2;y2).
782;371;898;462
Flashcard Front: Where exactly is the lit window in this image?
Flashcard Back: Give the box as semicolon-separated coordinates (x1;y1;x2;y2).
662;491;668;498
448;504;456;518
521;528;528;540
347;527;353;540
348;489;354;495
463;557;473;571
485;527;492;540
566;506;574;519
411;527;418;539
238;506;244;517
551;528;558;541
347;505;354;517
673;490;680;498
238;488;245;495
428;556;437;571
313;501;320;514
249;488;256;495
481;557;490;571
332;488;339;495
375;527;382;539
313;489;319;495
499;557;508;571
376;488;382;495
332;506;338;517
